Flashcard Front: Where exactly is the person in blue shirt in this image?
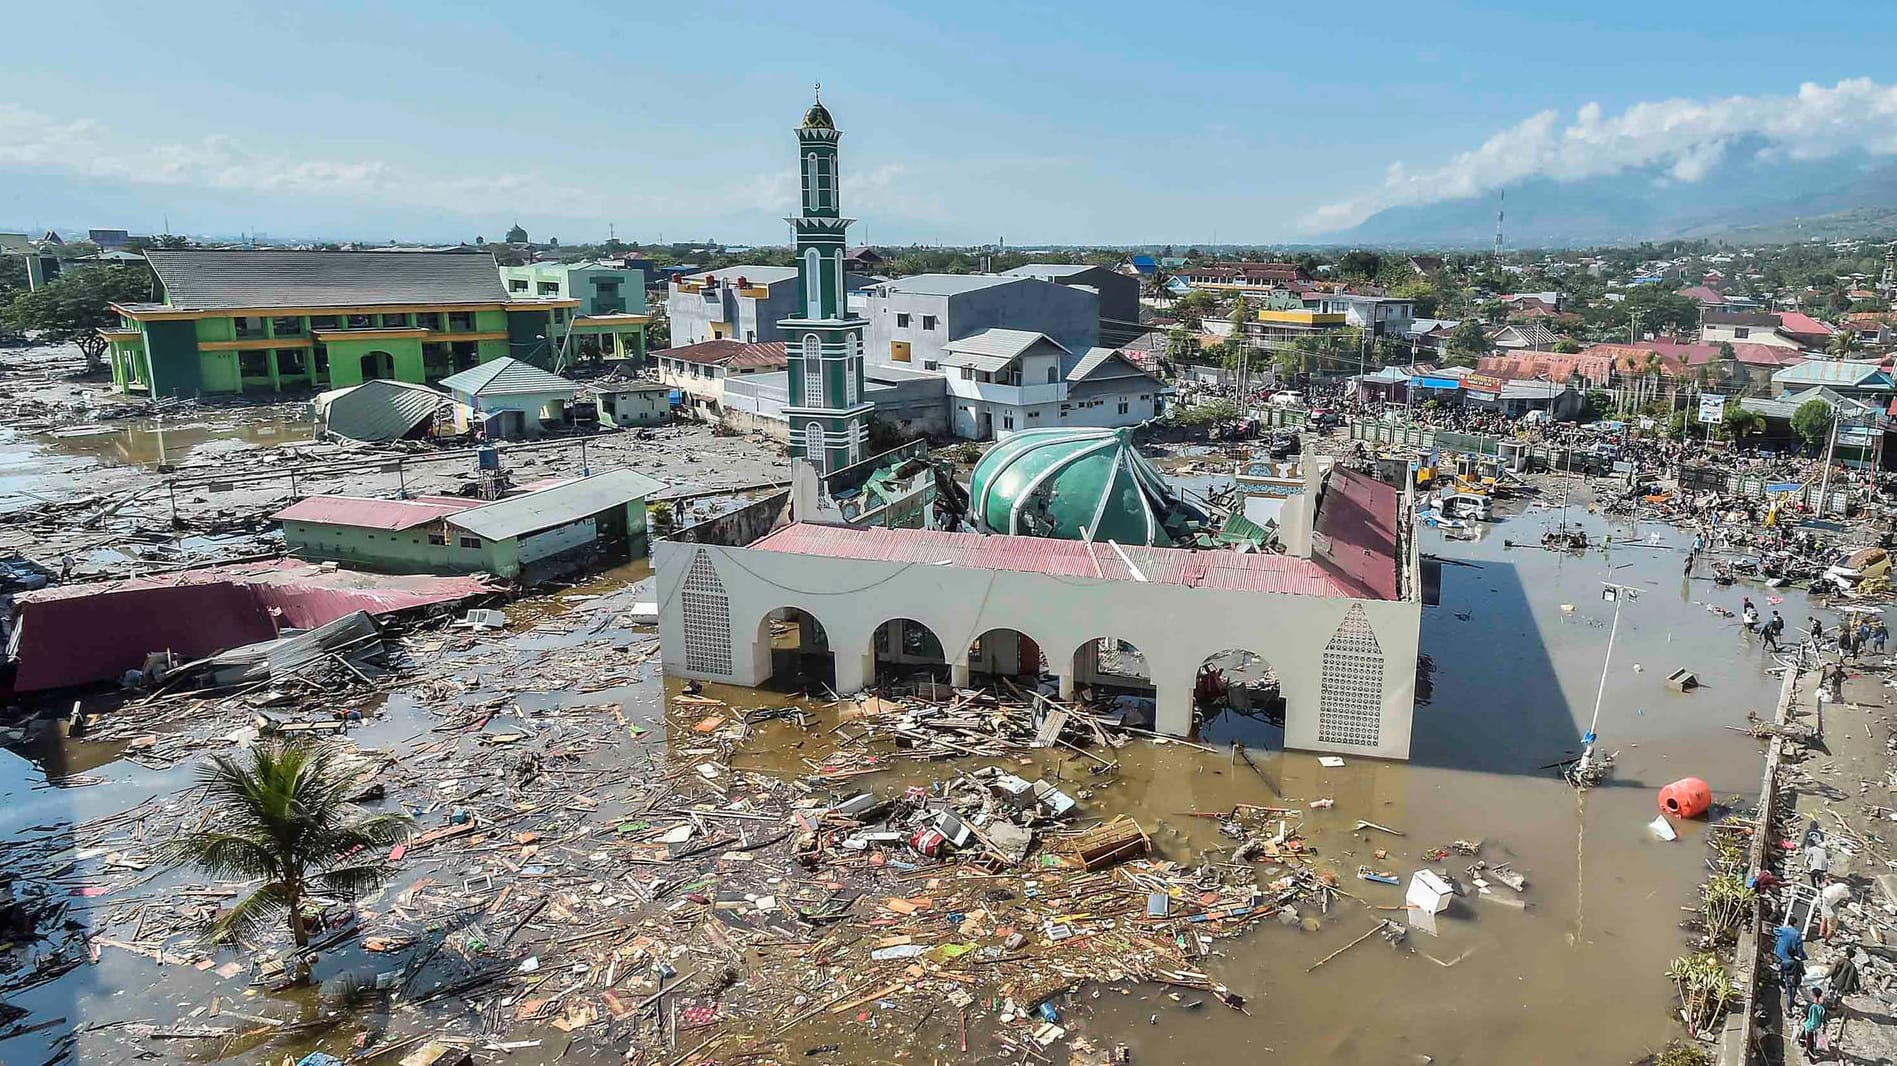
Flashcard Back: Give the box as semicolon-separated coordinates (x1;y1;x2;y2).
1774;921;1808;1016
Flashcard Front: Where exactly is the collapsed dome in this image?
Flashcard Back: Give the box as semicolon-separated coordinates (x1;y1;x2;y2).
968;427;1203;546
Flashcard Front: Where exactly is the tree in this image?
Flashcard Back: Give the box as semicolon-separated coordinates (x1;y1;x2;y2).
505;223;529;244
1828;328;1861;357
1791;398;1835;449
2;265;156;372
1337;250;1381;280
1447;320;1490;364
1722;404;1764;441
1553;336;1582;354
166;740;412;979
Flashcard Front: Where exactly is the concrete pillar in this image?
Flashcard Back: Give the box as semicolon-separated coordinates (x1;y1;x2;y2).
951;655;971;689
1057;673;1075;700
1155;680;1193;737
834;645;868;695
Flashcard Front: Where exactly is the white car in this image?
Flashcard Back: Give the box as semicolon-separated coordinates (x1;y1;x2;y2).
1267;391;1305;408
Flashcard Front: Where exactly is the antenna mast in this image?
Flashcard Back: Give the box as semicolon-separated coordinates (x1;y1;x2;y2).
1493;189;1505;261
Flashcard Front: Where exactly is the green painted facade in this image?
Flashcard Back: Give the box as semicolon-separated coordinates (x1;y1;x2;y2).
499;263;647;316
781;93;874;473
108;304;573;398
281;499;650;580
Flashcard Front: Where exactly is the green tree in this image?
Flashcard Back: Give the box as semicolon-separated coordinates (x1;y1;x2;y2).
2;265;156;372
505;223;529;244
1447;320;1490;365
1585;390;1613;421
166;741;413;978
1828;328;1861;357
1553;336;1582;354
1337;250;1381;279
1722;404;1764;441
1791;398;1835;448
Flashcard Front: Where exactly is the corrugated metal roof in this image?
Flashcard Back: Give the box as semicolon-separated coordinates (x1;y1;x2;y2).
315;379;451;442
1772;359;1891;388
144;249;508;309
1001;263;1097;280
273;495;473;531
879;273;1022;297
683;265;799;286
748;523;1383;599
438;356;577;398
658;340;788;368
448;468;667;541
938;328;1066;372
1313;467;1399;601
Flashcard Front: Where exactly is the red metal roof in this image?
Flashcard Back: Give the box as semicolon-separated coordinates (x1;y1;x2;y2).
748;522;1392;600
1774;311;1833;337
273;495;473;531
1313;467;1400;601
659;339;789;369
11;561;494;692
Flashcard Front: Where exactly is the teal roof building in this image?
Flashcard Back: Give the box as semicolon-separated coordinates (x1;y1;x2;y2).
968;427;1203;545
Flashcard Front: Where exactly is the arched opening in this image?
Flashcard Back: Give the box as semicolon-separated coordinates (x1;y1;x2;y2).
804;421;825;471
805;152;820;211
1194;649;1285;749
1071;636;1155;722
967;628;1046;687
871;618;948;688
802;333;823;405
804;249;822;318
359;350;394;381
758;607;834;693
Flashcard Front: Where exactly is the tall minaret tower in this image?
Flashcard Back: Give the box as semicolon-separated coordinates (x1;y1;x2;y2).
782;86;873;473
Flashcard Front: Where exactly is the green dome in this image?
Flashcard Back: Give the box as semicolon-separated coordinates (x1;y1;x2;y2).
801;101;835;130
968;427;1201;546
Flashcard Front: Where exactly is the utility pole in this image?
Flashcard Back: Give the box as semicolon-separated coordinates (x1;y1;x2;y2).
1817;409;1840;518
1574;581;1639;785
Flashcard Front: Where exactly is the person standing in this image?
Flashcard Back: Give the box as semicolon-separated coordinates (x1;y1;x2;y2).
1798;986;1826;1056
1806;839;1831;889
1775;919;1809;1017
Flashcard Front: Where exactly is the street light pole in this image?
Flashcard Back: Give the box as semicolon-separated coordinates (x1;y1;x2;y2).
1575;580;1639;784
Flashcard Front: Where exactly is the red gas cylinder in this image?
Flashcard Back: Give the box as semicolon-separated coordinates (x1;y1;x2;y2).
1658;777;1712;819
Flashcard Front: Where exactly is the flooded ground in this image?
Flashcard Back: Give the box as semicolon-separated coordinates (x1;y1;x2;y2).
0;473;1817;1064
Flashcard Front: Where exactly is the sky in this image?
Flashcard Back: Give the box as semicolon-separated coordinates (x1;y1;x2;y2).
4;0;1896;247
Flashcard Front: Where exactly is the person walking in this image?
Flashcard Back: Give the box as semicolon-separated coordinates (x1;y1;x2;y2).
1819;875;1851;941
1775;919;1809;1017
1762;620;1780;653
1806;838;1831;889
1798;986;1826;1056
1877;620;1889;656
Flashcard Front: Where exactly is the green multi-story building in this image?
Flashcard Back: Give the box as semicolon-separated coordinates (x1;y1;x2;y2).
499;261;650;365
781;90;874;473
103;249;583;398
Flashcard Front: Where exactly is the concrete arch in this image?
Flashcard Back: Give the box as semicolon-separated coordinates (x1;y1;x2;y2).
965;626;1052;686
868;616;949;687
756;605;834;692
1195;647;1287;747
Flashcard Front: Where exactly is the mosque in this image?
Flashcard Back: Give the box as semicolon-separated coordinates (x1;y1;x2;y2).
655;96;1423;760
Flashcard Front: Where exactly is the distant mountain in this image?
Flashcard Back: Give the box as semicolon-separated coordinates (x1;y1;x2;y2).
1321;147;1897;249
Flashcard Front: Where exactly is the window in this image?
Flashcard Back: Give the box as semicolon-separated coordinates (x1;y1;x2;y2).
804;249;822;318
844;356;857;406
509;279;528;291
922;315;936;330
1027;410;1040;419
414;312;442;331
1734;327;1750;339
1319;604;1384;747
1047;366;1058;383
310;315;340;330
681;549;734;675
594;279;619;295
275;349;304;373
805;152;820;211
380;313;408;328
1060;403;1072;412
923;361;937;371
238;350;268;377
1117;400;1130;415
804;422;825;469
270;316;303;336
233;316;263;338
427;533;446;546
896;313;911;328
537;282;560;295
458;536;481;549
447;311;474;331
803;334;822;404
346;314;374;329
1002;414;1015;430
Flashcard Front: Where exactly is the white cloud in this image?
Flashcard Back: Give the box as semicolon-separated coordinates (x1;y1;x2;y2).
1308;78;1897;232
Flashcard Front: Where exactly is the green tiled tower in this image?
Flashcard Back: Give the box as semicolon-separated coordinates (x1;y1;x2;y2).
782;87;873;473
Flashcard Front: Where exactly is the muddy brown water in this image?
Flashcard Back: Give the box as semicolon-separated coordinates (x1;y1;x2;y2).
0;411;313;515
0;482;1851;1064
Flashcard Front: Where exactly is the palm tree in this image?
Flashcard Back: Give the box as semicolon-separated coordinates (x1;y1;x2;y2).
1144;268;1176;309
168;740;413;979
1829;328;1861;358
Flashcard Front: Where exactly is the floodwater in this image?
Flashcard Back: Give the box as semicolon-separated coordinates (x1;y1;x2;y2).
0;410;312;513
0;477;1832;1064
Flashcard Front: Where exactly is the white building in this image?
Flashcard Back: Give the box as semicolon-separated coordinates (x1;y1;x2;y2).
937;328;1167;439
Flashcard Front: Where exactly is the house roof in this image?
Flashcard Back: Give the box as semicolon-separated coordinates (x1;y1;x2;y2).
1676;285;1727;305
143;248;508;309
1067;347;1156;383
1775;311;1833;337
1703;310;1780;327
1488;322;1561;348
1643;340;1802;369
878;273;1023;297
748;521;1387;599
1581;343;1689;377
437;356;576;398
273;495;474;531
681;265;799;286
938;328;1068;372
1771;359;1892;390
1001;263;1099;280
447;469;666;541
314;379;453;442
0;232;38;255
659;339;789;369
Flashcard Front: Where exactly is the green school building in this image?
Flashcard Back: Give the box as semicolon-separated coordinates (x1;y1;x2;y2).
104;249;583;398
499;261;651;366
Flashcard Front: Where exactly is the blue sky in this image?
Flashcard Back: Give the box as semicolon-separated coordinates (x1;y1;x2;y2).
3;0;1895;245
